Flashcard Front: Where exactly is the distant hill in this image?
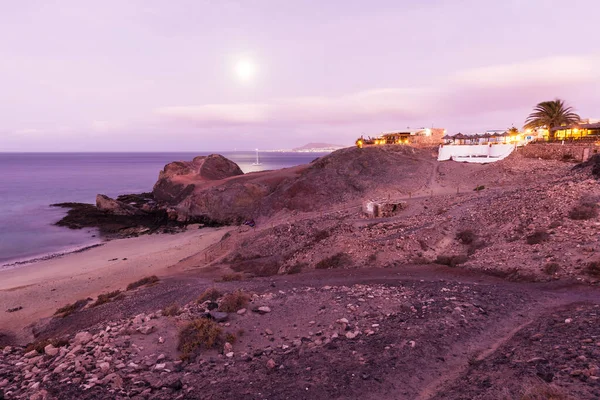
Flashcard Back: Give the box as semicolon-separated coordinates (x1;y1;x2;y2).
292;142;347;152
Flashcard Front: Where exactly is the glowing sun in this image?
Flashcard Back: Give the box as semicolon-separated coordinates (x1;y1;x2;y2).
234;59;256;82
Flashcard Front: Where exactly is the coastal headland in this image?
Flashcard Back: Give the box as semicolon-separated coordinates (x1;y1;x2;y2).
1;145;600;399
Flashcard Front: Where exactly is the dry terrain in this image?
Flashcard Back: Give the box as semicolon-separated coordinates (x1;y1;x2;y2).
2;147;600;399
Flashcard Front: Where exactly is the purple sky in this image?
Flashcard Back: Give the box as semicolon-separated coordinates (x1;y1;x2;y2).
2;0;600;151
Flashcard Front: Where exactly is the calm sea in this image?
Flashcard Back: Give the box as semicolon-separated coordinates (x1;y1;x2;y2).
0;152;327;265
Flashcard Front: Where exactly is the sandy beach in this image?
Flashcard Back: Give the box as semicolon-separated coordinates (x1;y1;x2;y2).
0;227;229;343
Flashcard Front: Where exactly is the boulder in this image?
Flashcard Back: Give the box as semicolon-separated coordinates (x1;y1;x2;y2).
96;194;144;216
153;154;244;206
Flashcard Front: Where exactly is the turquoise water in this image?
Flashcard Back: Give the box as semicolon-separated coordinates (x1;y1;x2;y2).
0;152;327;265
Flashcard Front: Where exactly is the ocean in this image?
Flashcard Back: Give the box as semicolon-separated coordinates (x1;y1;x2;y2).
0;152;328;266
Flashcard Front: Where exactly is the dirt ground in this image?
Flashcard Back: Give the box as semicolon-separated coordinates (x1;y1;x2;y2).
3;265;597;400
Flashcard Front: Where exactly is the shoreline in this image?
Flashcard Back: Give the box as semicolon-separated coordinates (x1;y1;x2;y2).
0;242;105;270
0;226;229;344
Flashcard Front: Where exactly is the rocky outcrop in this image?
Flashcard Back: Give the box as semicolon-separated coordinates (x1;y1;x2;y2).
96;194;144;216
153;155;244;206
151;146;435;224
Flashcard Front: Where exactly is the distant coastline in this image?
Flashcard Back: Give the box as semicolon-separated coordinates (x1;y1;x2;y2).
267;142;348;153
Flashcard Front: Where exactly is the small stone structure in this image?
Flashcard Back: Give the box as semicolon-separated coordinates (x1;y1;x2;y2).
363;200;407;218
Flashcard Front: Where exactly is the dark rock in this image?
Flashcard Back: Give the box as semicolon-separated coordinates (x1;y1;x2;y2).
208;311;229;322
96;194;145;216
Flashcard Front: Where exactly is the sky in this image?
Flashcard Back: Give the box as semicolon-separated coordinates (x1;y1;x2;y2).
1;0;600;152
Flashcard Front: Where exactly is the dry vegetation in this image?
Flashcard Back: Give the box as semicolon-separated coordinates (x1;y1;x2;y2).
519;382;571;400
178;319;223;360
162;303;181;317
91;290;123;307
54;299;90;318
218;290;250;312
315;252;351;269
126;275;159;291
219;272;244;282
197;287;221;303
568;202;598;220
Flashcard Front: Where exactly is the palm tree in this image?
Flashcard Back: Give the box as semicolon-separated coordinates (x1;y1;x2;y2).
524;99;580;141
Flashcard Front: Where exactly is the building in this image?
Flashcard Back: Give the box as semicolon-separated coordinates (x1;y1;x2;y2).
551;120;600;140
356;128;444;148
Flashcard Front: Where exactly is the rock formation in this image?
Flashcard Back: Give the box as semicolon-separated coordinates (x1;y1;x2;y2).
151;146;435;224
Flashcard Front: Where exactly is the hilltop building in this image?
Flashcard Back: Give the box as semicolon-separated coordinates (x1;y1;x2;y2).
551;119;600;140
356;128;444;148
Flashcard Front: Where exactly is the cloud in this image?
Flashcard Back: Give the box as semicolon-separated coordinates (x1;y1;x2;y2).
453;55;600;88
155;54;600;132
156;88;431;127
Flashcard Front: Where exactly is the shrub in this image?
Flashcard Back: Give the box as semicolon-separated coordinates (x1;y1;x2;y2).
543;262;560;275
467;240;487;255
219;291;250;312
54;299;90;317
526;230;550;245
315;252;351;269
162;303;181;317
178;319;223;360
197;287;221;303
91;290;123;307
586;261;600;277
520;382;570;400
220;273;243;282
229;256;281;277
313;230;330;242
287;262;306;274
561;153;575;162
225;332;237;344
435;254;468;267
126;275;159;291
568;202;598;220
456;229;476;245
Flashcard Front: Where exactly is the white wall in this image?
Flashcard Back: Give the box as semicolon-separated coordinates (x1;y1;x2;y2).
438;144;515;163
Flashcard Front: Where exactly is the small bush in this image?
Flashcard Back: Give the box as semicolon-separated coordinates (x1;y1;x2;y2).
91;290;123;307
54;299;89;317
548;220;562;229
586;261;600;277
220;273;243;282
163;303;181;317
178;319;223;360
225;332;237;344
543;262;560;275
126;275;159;291
467;240;487;255
315;252;351;269
456;229;476;245
568;202;598;220
561;153;575;162
313;230;330;242
367;253;378;263
520;382;570;400
219;290;250;312
435;254;468;267
526;230;550;245
197;287;221;303
287;262;306;274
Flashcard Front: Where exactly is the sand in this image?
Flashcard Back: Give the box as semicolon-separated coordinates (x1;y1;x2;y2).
0;227;229;342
